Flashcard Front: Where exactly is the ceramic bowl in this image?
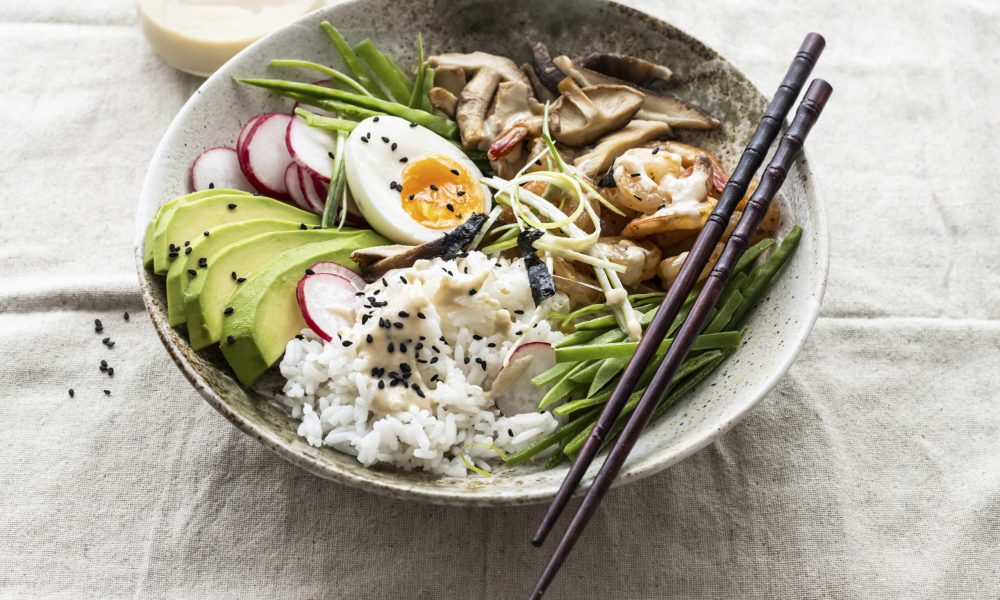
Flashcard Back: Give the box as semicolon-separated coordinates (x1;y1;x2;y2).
136;0;827;505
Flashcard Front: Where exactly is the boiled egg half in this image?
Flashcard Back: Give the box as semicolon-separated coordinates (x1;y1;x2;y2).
344;116;492;245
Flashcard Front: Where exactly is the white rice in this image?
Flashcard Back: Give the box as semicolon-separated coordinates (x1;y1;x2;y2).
278;251;562;476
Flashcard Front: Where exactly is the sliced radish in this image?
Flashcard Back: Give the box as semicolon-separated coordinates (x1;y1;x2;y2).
237;114;264;155
490;342;557;416
296;273;359;341
299;166;326;214
238;113;293;198
284;163;310;212
190;147;254;193
309;261;365;290
286;114;336;181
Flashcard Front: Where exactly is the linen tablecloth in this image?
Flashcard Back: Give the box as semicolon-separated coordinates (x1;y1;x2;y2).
2;0;999;597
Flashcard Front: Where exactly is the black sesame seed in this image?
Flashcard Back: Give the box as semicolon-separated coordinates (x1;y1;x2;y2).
366;334;374;343
387;342;395;353
634;194;642;200
95;326;103;333
412;383;425;398
487;342;497;348
305;268;315;275
381;136;390;143
399;343;407;353
373;116;379;122
391;142;397;151
68;389;74;398
409;194;415;200
417;312;426;319
456;190;465;196
378;379;385;389
107;367;114;377
328;151;335;159
508;429;514;437
415;343;424;350
361;314;371;325
400;157;408;163
360;136;369;143
228;203;237;209
419;335;426;340
184;247;192;255
342;340;353;347
236;277;246;283
198;257;208;268
400;276;407;284
515;330;523;336
168;251;179;258
300;223;308;230
514;309;525;315
450;168;460;176
103;337;110;344
473;334;483;340
100;359;108;368
104;390;111;396
231;271;238;280
630;173;641;178
430;356;439;364
393;321;403;329
446;203;454;212
226;335;235;344
223;306;234;315
468;288;476;296
187;269;197;277
652;147;660;154
373;289;381;295
463;357;470;364
184;241;190;247
400;362;411;373
382;278;388;287
432;345;441;353
417;358;428;364
106;341;115;348
398;310;410;318
203;231;210;237
295;334;304;340
429;184;438;191
409;122;417;128
208;182;215;189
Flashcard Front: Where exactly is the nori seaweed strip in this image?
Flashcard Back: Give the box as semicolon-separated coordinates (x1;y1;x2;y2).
518;229;556;305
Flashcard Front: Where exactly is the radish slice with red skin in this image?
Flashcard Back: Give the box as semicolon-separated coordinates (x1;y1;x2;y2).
190;147;254;193
238;113;293;198
284;163;311;212
237;114;264;155
298;166;326;214
286;114;336;181
490;342;557;416
296;273;359;341
308;261;365;290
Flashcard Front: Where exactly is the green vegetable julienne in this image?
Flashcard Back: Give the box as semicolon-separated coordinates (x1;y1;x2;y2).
319;21;385;100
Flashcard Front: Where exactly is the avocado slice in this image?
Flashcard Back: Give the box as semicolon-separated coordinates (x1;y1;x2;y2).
184;228;381;350
164;219;305;327
220;230;387;386
152;194;319;274
142;189;251;269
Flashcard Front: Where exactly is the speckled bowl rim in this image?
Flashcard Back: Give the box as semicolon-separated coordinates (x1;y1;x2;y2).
135;0;828;506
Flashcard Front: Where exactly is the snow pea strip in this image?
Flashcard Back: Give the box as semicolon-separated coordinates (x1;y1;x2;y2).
319;21;385;99
531;360;578;387
408;33;426;108
552;329;603;350
269;59;372;96
236;78;458;138
285;94;385;121
294;108;358;132
587;357;626;397
704;291;743;334
729;226;802;326
554;331;741;362
504;407;600;465
733;237;776;276
354;38;413;103
420;68;435;113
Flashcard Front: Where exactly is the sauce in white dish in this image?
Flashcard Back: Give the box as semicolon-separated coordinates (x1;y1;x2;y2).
137;0;321;76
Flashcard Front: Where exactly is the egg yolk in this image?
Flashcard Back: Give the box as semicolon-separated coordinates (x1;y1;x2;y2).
399;155;483;229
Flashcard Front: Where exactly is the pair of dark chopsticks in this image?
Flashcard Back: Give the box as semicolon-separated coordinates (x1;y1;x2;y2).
528;33;832;599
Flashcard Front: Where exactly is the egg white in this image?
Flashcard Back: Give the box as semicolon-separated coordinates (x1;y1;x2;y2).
344;116;492;245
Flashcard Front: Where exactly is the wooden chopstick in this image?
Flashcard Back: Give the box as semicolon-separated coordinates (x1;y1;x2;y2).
529;78;833;599
531;32;827;548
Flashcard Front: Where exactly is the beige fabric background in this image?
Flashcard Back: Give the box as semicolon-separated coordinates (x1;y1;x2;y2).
2;0;999;598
